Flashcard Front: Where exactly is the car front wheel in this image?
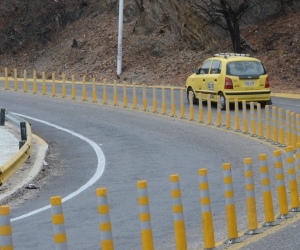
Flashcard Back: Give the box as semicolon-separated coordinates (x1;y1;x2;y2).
187;87;199;104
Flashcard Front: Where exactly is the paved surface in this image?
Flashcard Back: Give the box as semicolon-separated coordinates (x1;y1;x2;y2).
0;125;19;165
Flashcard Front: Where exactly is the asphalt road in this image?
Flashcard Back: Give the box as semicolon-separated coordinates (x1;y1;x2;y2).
0;85;299;249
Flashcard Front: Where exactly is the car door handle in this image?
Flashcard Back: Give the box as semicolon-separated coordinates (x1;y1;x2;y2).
203;79;205;81
214;79;217;81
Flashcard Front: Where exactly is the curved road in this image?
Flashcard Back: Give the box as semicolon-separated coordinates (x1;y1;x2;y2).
0;88;299;249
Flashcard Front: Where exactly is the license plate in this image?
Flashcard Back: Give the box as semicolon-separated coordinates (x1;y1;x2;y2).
244;81;254;87
207;82;214;90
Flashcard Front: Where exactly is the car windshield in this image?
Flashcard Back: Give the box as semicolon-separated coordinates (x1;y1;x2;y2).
226;61;266;76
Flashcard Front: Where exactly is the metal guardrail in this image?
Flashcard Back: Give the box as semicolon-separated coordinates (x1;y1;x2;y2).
0;110;32;186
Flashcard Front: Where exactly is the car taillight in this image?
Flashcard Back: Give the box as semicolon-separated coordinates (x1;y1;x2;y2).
265;76;270;88
224;77;233;89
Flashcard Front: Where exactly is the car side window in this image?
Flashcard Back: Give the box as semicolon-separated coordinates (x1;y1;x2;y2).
210;60;221;74
199;60;211;74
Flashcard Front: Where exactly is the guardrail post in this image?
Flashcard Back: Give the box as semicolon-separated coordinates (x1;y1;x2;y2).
152;86;157;113
257;103;264;138
52;72;57;97
96;188;114;250
244;158;261;235
226;99;230;129
286;110;292;147
162;87;167;115
62;74;67;98
113;80;118;106
222;163;241;244
207;95;212;125
71;75;76;99
297;114;300;143
23;69;28;92
272;107;278;144
265;105;271;141
0;206;14;249
0;109;5;126
4;67;9;90
259;154;277;226
50;196;68;250
291;112;297;151
286;146;300;212
234;99;240;131
170;174;187;250
170;88;176;117
33;70;37;94
217;96;222;127
250;102;256;136
199;169;215;249
123;81;127;108
42;72;46;95
278;108;285;146
242;100;248;134
133;82;137;109
137;180;154;250
198;93;203;123
189;95;194;121
82;76;86;101
142;84;148;111
180;90;185;119
102;78;107;104
14;68;18;91
274;150;290;219
20;121;27;141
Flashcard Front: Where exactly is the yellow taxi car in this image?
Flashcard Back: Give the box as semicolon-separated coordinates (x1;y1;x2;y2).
186;53;272;109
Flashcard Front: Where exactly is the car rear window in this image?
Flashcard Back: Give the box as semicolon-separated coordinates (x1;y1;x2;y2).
226;61;266;76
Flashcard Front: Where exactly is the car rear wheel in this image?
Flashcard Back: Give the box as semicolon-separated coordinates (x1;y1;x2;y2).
219;92;226;110
187;87;199;104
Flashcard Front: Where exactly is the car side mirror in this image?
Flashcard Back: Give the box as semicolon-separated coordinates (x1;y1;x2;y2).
194;69;200;74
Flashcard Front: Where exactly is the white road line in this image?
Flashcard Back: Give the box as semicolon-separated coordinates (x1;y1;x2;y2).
11;113;105;222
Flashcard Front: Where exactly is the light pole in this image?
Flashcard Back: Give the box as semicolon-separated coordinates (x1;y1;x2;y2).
117;0;124;75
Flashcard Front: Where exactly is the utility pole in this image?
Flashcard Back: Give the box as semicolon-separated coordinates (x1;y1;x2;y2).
117;0;124;75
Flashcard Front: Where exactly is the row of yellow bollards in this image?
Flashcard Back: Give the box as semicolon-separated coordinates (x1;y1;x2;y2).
1;144;299;249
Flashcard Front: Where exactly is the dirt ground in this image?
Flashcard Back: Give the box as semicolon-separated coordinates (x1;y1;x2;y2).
1;7;300;95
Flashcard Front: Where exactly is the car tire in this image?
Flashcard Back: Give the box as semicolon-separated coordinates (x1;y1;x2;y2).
219;92;226;110
187;87;199;104
259;99;272;108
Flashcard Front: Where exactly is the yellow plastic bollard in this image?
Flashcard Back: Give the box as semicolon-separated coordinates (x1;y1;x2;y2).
286;110;292;147
123;81;127;107
222;163;241;244
180;90;185;119
259;154;277;226
92;78;97;102
23;69;28;92
291;112;297;150
137;181;154;250
33;70;37;94
170;174;187;250
71;75;76;100
189;95;194;121
82;76;87;101
103;78;107;104
272;107;278;144
132;82;137;109
96;188;114;250
286;146;300;211
242;100;248;133
265;105;271;141
207;95;212;125
161;87;167;115
244;158;261;235
170;88;176;117
50;196;68;250
4;67;9;90
226;99;230;129
250;102;256;136
62;74;67;98
217;96;222;127
0;206;14;249
257;103;264;138
278;108;285;146
198;93;203;123
152;86;157;113
14;68;18;91
199;169;215;249
274;150;290;219
142;84;148;111
52;72;56;97
297;143;300;186
42;72;46;95
234;99;240;131
113;80;118;106
297;114;300;143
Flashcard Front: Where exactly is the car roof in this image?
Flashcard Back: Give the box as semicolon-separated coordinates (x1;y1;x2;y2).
210;53;261;62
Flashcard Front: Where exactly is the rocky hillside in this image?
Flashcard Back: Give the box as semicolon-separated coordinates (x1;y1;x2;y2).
0;0;300;94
